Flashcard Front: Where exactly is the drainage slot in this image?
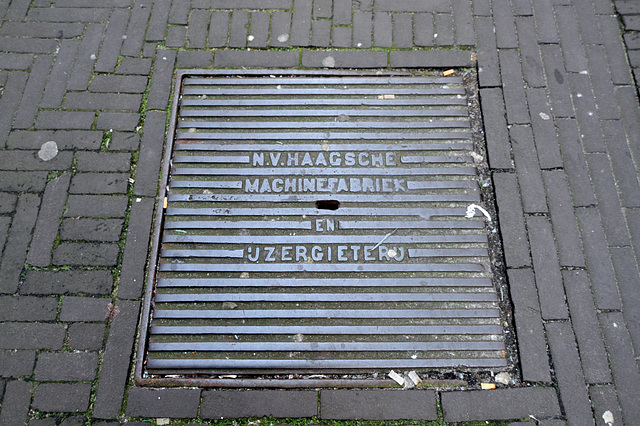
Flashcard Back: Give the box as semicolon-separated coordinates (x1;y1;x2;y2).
316;200;340;210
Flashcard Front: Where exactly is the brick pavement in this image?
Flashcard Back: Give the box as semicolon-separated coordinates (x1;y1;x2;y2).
0;0;639;424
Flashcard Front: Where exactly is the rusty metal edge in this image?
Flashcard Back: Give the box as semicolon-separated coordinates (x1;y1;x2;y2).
134;69;477;389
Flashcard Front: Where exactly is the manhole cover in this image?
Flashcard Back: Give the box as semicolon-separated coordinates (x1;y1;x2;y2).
137;70;509;387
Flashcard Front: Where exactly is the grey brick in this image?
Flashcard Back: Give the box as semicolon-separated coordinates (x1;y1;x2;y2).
26;173;70;268
622;14;640;30
527;216;569;320
216;50;300;68
434;13;454;46
177;50;213;68
515;17;545;88
442;387;560;422
353;11;373;48
0;37;59;54
599;15;633;86
0;193;40;293
208;11;230;48
70;173;129;194
587;153;630;246
133;111;166;197
331;26;352;47
452;0;474;46
61;218;124;242
602;120;640;208
21;270;113;295
542;171;585;267
67;24;105;91
34;352;99;382
390;50;472;67
92;300;140;419
27;7;110;22
531;0;558;43
0;53;33;70
473;0;491;15
414;13;434;47
0;380;32;425
577;208;621;310
0;323;65;350
499;50;530;125
374;0;450;12
589;385;623;426
228;10;249;48
540;44;574;118
0;193;16;213
314;0;332;18
0;71;28;148
169;0;190;24
599;312;640;424
64;92;142;111
0;150;73;171
616;87;640;168
187;9;210;49
116;58;152;75
585;45;620;120
5;0;32;20
68;323;107;351
556;6;588;72
303;50;386;68
117;198;153;298
35;111;95;130
574;0;600;44
33;383;92;413
146;0;171;41
627;208;640;263
53;242;120;266
392;13;413;48
90;75;148;94
60;296;112;322
510;125;547;213
146;49;176;110
492;0;518;47
211;0;292;6
507;269;552;383
321;390;437;420
493;173;530;267
479;89;511;168
512;0;532;15
311;19;331;47
109;131;140;151
0;351;36;378
475;16;500;87
373;12;392;48
13;55;54;129
202;390;318;418
0;171;47;192
0;296;58;321
248;11;270;48
556;119;596;206
40;40;79;109
125;388;201;418
527;88;562;169
121;0;152;56
563;270;612;384
287;1;313;47
545;322;595;426
165;26;185;47
97;112;140;132
610;247;640;356
333;0;352;25
95;9;130;73
65;195;129;218
77;152;131;172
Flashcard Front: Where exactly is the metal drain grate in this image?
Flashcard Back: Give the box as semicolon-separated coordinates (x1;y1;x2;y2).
138;70;507;386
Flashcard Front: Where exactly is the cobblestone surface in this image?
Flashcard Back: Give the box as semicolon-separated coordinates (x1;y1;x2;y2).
0;0;639;423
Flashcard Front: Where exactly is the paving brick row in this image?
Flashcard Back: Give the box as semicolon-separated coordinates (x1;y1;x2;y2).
598;14;634;86
475;16;500;87
374;0;450;13
390;49;473;67
21;269;113;295
609;247;640;356
304;50;387;68
211;0;293;7
492;0;518;48
540;44;574;118
0;150;73;171
68;323;107;351
479;89;512;168
555;118;597;207
0;350;36;378
0;193;41;293
526;88;563;169
202;390;318;419
34;352;100;382
499;50;530;125
27;7;111;23
32;383;92;413
145;49;176;110
67;23;106;91
514;18;544;88
599;312;640;424
586;153;631;246
567;73;606;153
531;0;558;43
507;269;552;383
40;39;80;110
52;242;120;266
493;173;530;268
0;323;65;350
542;171;585;268
120;0;152;57
320;389;437;420
509;125;547;213
132;111;166;197
124;388;202;418
63;92;142;111
0;295;59;321
573;0;601;45
13;55;54;129
585;45;621;121
545;322;596;426
0;380;32;425
35;111;96;130
555;6;589;73
69;173;129;194
65;195;129;218
600;120;640;208
0;71;28;148
0;37;59;54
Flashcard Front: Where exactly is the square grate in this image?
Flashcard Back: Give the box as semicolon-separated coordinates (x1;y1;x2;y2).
136;69;510;387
